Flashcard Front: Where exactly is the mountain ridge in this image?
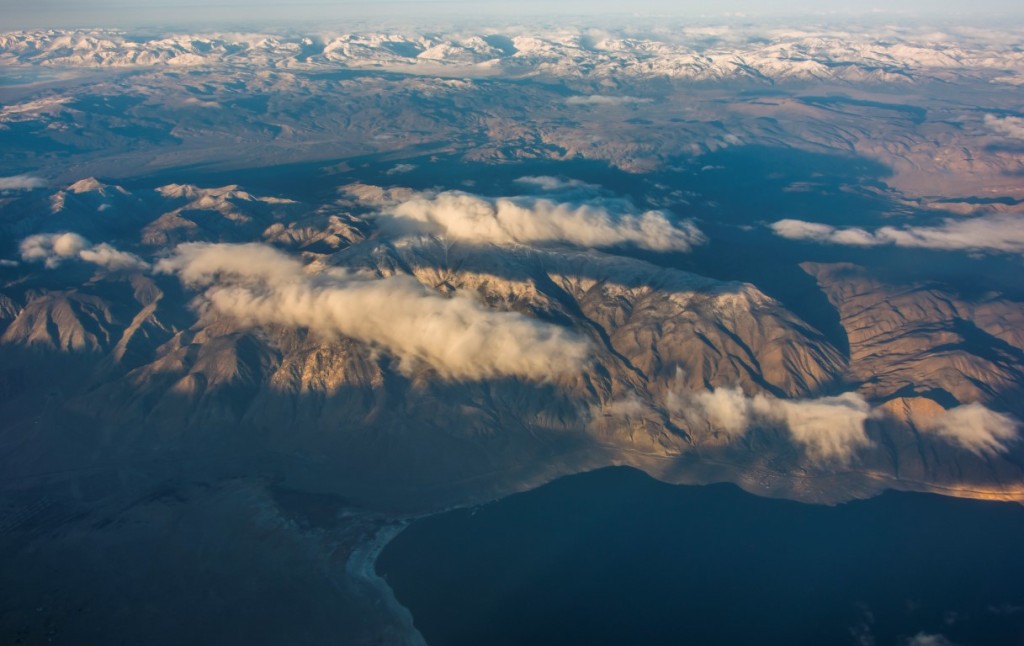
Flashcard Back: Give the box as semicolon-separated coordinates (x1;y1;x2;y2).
2;178;1021;511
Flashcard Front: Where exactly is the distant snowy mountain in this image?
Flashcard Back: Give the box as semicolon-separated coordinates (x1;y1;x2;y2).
2;27;1021;84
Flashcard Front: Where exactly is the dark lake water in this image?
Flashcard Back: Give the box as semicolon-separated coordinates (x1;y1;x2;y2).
377;467;1024;646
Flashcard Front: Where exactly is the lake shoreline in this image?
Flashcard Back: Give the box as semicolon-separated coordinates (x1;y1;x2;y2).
378;465;1024;646
347;520;428;646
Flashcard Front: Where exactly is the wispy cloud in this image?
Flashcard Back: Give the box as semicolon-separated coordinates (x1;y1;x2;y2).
157;242;590;381
671;386;873;462
386;163;417;175
919;403;1019;457
985;114;1024;139
0;174;46;191
372;189;705;252
904;633;955;646
671;383;1019;461
771;215;1024;254
566;95;653;106
19;232;149;271
183;97;221;109
514;176;600;192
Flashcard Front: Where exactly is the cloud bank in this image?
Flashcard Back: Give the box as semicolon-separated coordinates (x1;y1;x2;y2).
673;385;1019;461
771;215;1024;254
672;387;873;462
157;242;590;381
0;174;46;191
379;190;705;252
19;232;149;271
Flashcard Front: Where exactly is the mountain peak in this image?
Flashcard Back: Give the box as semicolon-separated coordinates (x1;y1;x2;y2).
67;177;108;193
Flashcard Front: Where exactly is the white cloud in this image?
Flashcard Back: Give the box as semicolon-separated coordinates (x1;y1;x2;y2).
765;393;873;462
0;174;46;191
514;176;600;192
685;387;754;438
386;163;417;175
985;114;1024;140
920;402;1019;457
20;232;88;268
671;384;1020;461
771;219;837;242
0;259;18;267
156;242;590;381
79;244;151;271
904;633;955;646
183;97;222;109
19;232;149;271
566;95;653;106
378;190;705;252
671;386;872;462
770;215;1024;254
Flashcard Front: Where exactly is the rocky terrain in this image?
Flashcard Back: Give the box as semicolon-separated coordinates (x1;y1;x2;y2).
2;25;1023;198
1;178;1021;509
1;19;1023;645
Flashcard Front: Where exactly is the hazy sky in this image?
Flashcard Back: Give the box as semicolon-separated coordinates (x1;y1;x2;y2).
3;0;1023;30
